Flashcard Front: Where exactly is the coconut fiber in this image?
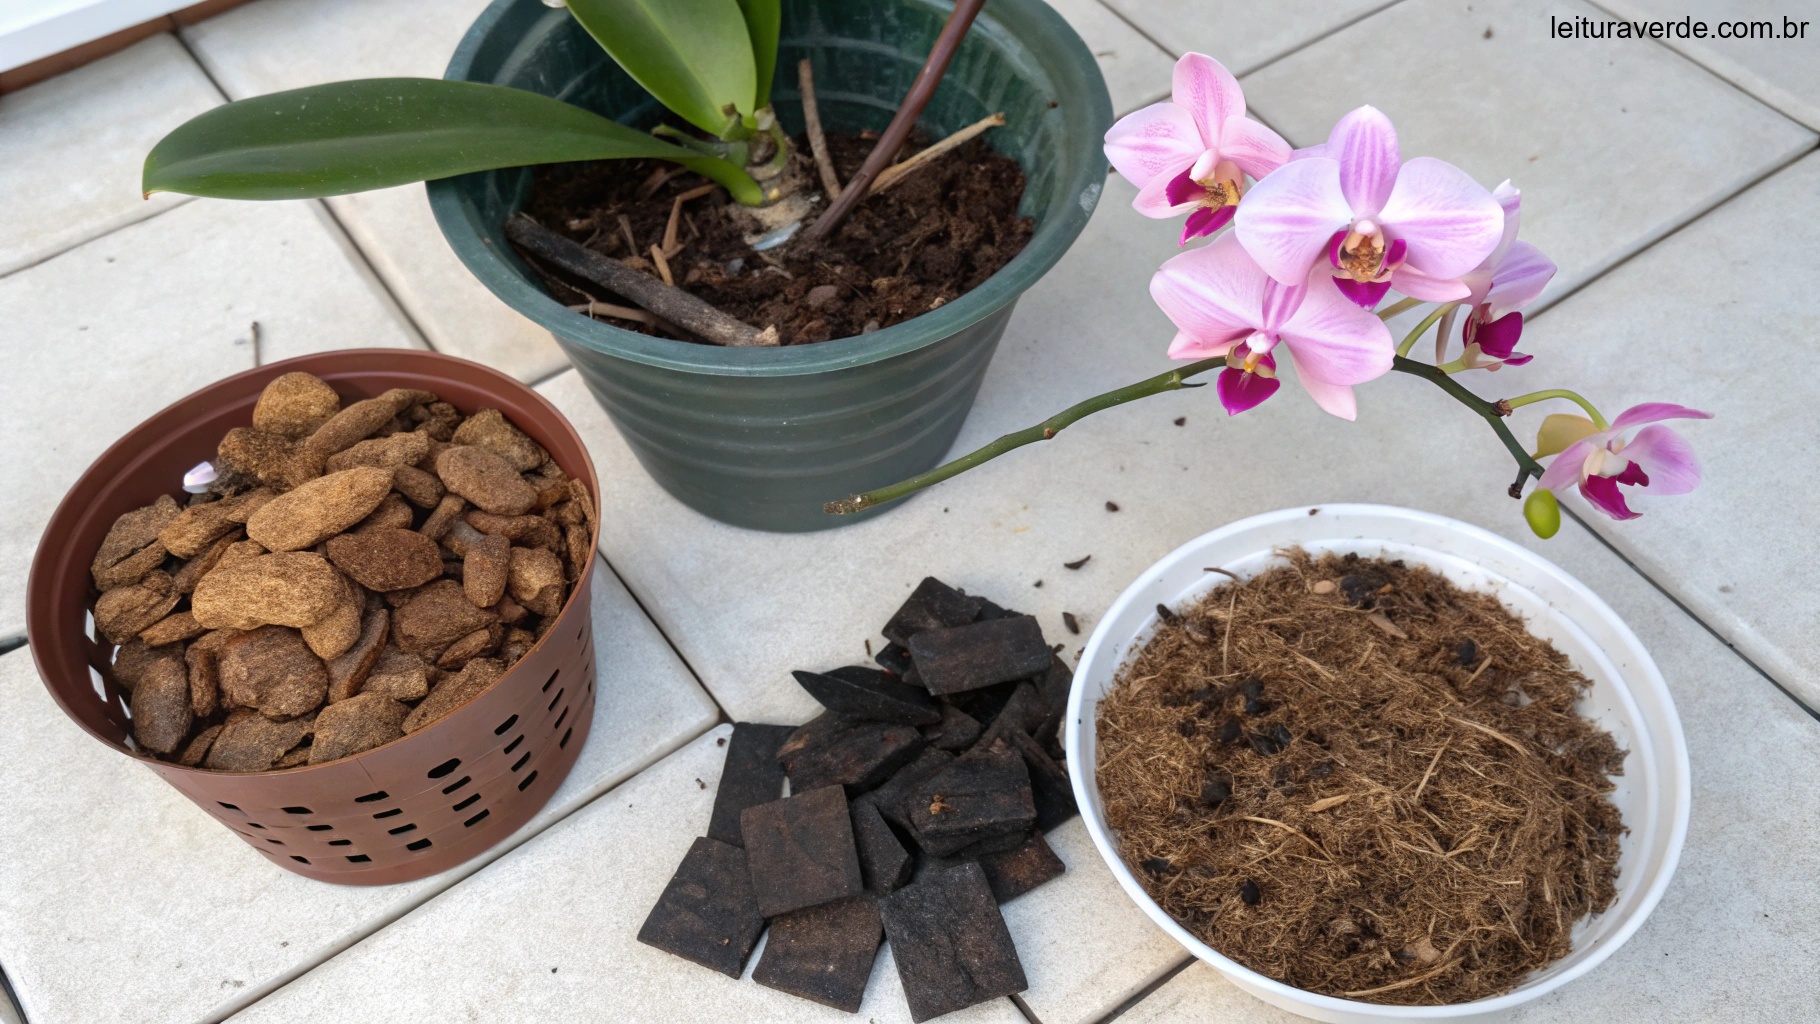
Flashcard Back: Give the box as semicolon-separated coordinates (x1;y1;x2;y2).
1096;550;1624;1004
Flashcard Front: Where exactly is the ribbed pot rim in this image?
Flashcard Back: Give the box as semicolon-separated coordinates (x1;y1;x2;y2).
428;0;1113;379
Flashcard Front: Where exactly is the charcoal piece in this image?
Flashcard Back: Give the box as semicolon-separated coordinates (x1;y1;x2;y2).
907;616;1052;696
975;682;1047;748
880;863;1028;1021
751;896;883;1012
706;722;796;847
874;641;915;677
1031;654;1073;750
883;577;985;645
864;748;956;831
973;599;1019;621
792;667;941;726
740;786;864;918
850;799;912;895
931;829;1031;861
944;680;1022;731
921;704;982;751
1005;729;1079;830
636;837;766;978
909;741;1036;857
976;831;1065;902
775;713;925;795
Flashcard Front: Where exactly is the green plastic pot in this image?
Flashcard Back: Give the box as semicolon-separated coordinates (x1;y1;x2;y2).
430;0;1112;532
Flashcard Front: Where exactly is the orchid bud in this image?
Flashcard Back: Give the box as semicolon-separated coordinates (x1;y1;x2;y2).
1524;487;1561;539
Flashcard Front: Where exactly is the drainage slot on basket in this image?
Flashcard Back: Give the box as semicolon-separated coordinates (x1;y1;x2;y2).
354;791;389;803
245;822;265;829
495;714;518;736
517;771;539;792
510;751;531;772
406;838;433;851
464;809;490;828
502;734;523;756
290;856;310;864
441;775;471;795
388;823;417;836
547;687;564;712
265;838;284;845
560;727;573;749
554;706;569;730
328;839;352;847
306;824;332;831
218;802;242;813
346;854;371;863
372;808;403;819
281;806;312;815
452;793;481;812
426;757;461;780
542;669;559;693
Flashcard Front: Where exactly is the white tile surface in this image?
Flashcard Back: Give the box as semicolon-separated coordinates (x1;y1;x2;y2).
1040;0;1178;114
1596;0;1820;131
182;0;570;383
227;726;1026;1024
0;34;219;277
0;558;716;1024
1100;0;1398;75
1493;151;1820;710
1117;522;1820;1023
0;198;420;642
1239;0;1815;311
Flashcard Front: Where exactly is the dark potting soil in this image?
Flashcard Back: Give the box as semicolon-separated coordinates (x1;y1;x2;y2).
520;131;1034;345
1097;550;1626;1005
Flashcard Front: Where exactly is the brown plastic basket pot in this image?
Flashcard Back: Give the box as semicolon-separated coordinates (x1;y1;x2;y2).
25;349;599;885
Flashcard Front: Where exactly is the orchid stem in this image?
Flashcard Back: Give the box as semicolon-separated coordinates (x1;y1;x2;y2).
1504;389;1608;429
1395;303;1457;358
1375;296;1423;320
824;357;1227;514
1391;355;1542;487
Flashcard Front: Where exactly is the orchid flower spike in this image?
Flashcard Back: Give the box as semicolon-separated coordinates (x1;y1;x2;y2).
1151;233;1394;419
1443;182;1557;370
1234;105;1504;308
1104;53;1292;246
1535;403;1712;520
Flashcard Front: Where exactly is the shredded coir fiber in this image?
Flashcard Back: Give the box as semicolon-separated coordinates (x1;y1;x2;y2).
1096;549;1625;1004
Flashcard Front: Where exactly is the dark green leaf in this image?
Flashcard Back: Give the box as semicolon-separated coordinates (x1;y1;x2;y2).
564;0;758;136
142;78;729;201
735;0;781;106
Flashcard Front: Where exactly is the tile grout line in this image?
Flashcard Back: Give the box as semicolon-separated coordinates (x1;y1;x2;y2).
1009;991;1047;1023
596;552;733;728
0;196;198;284
1231;0;1407;77
1087;956;1195;1024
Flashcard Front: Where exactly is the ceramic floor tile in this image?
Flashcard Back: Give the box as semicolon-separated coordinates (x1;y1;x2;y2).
0;558;716;1024
1039;0;1177;114
1100;0;1398;75
1238;0;1814;312
0;199;420;643
1595;0;1820;131
182;0;569;383
1481;151;1820;711
228;726;1026;1024
0;33;220;277
1116;524;1820;1024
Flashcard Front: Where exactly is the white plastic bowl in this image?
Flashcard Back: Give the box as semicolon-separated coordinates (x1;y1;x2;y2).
1065;505;1689;1023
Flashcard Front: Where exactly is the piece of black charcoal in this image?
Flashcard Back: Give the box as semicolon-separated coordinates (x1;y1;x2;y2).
705;722;796;847
921;704;982;751
977;831;1065;902
636;837;767;978
1249;729;1283;756
851;798;912;894
880;863;1028;1022
1005;729;1078;830
751;896;883;1012
776;713;926;795
792;667;942;726
875;641;915;677
907;615;1053;696
1456;639;1479;666
883;577;984;645
865;748;956;831
1199;773;1232;808
909;740;1036;857
1239;878;1262;905
934;828;1032;861
973;598;1022;621
740;785;864;918
1031;654;1072;752
975;681;1047;748
944;680;1021;729
1216;717;1243;744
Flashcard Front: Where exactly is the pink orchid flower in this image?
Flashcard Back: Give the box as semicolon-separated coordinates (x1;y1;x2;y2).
1537;403;1712;520
1104;53;1292;246
1233;105;1504;308
1151;233;1394;419
1446;182;1557;370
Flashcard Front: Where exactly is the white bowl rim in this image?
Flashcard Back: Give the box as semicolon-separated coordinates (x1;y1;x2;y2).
1063;503;1692;1018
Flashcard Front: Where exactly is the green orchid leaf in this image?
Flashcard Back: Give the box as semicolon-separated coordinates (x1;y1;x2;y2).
143;78;732;201
735;0;781;106
564;0;758;136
